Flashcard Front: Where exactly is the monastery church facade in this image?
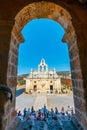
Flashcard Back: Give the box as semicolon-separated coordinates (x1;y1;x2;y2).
26;59;61;93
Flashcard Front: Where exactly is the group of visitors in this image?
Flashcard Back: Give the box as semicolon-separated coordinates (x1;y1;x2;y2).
16;105;74;124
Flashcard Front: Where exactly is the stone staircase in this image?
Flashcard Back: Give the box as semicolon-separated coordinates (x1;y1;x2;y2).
16;116;78;130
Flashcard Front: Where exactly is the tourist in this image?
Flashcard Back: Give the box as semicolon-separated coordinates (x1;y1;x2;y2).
55;107;58;114
13;109;18;117
61;106;65;115
36;114;41;120
41;113;45;120
26;108;31;118
31;106;34;114
23;108;27;117
43;104;48;115
18;110;23;121
30;113;35;126
71;107;74;115
27;108;31;114
18;110;22;117
48;113;52;120
44;113;48;121
38;109;42;116
67;106;73;117
50;108;54;118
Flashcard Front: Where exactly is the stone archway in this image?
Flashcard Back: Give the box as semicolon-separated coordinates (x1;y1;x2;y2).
3;1;86;130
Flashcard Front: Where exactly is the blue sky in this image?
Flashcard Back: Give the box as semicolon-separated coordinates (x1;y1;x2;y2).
18;18;70;75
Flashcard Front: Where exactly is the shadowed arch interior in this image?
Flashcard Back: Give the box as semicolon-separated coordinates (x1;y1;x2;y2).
3;1;86;130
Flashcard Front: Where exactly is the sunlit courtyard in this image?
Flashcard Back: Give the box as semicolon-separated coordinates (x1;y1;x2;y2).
16;86;76;130
16;86;74;113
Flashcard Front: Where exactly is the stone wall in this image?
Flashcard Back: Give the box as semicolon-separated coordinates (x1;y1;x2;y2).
69;43;87;129
0;1;87;130
6;34;19;130
0;34;19;130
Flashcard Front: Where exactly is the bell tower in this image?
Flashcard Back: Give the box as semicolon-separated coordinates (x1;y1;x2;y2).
38;58;48;72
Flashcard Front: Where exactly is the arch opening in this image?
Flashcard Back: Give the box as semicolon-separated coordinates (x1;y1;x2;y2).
6;1;86;130
16;18;74;112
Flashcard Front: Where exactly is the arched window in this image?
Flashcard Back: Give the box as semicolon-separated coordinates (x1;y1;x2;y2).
40;66;42;72
44;66;46;72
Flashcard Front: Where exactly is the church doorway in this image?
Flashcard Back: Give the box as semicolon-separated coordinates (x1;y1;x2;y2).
41;85;46;92
50;85;53;93
33;85;37;92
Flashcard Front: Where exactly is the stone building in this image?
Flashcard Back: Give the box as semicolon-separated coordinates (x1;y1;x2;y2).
0;0;87;130
26;59;61;93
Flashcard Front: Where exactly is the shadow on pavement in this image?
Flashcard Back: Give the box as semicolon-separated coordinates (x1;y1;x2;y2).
16;88;25;97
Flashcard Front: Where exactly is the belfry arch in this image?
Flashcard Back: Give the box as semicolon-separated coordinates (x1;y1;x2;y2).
0;1;87;130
